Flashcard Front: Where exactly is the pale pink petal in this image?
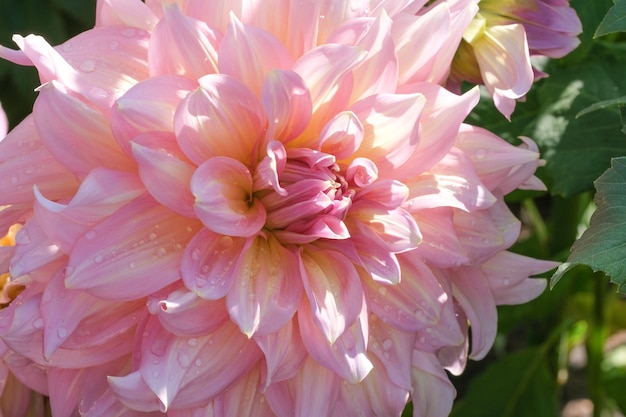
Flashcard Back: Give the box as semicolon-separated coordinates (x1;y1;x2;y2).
354;179;408;208
4;351;49;395
350;92;425;171
137;317;262;410
47;367;84;417
227;234;302;336
363;255;446;332
318;111;364;161
96;0;159;29
261;70;313;143
131;133;196;218
111;75;197;155
394;83;480;177
333;355;409;417
214;364;275;417
298;296;373;383
10;220;63;278
33;168;145;253
291;44;366;145
405;148;497;212
174;74;267;165
328;12;398;102
264;356;340;417
181;228;246;299
0;116;79;206
149;3;220;79
254;318;307;388
367;317;415;390
410;350;456;417
65;195;202;300
108;371;164;413
411;208;468;268
351;233;401;285
299;248;364;344
253;140;288;195
191;157;266;237
151;287;229;336
392;3;451;84
451;268;497;360
219;14;294;95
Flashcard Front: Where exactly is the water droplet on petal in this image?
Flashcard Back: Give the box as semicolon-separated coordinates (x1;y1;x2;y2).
382;339;393;350
378;287;388;296
24;165;36;174
187;338;198;347
177;352;191;367
219;236;233;247
148;232;157;241
57;327;68;339
15;229;30;245
155;247;167;257
85;230;97;240
79;60;96;72
191;248;201;261
109;41;119;50
32;318;44;329
194;358;202;367
195;276;208;287
93;255;104;264
129;261;137;269
475;149;486;159
121;28;136;37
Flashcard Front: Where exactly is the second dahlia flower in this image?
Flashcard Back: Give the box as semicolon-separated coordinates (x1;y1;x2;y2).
0;1;557;416
447;0;582;118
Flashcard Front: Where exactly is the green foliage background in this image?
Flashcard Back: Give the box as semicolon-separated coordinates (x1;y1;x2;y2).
2;1;626;416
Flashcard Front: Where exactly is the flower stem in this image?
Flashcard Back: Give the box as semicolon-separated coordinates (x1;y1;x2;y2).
587;272;608;417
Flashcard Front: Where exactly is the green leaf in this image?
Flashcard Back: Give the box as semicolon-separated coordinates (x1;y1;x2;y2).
576;95;626;118
595;0;626;38
450;348;558;417
551;157;626;292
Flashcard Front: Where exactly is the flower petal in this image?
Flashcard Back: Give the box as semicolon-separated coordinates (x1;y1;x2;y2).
65;195;201;300
174;74;267;166
96;0;159;29
318;111;364;161
410;350;456;417
181;228;246;300
191;157;266;237
131;133;196;218
227;234;302;337
299;248;363;344
149;3;220;79
220;14;294;95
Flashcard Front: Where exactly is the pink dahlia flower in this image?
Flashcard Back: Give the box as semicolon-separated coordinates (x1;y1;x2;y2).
446;0;581;118
0;1;557;416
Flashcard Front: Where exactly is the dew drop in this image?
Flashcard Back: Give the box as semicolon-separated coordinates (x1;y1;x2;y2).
110;41;119;50
475;149;486;159
121;28;136;37
191;248;201;261
219;236;233;247
129;261;137;269
62;42;72;51
57;327;68;339
187;338;198;347
32;318;44;329
151;371;160;379
10;176;18;185
382;339;394;351
155;247;167;257
24;165;36;175
378;287;388;296
148;232;157;241
195;276;208;288
93;255;104;264
85;230;97;240
79;60;96;73
503;278;510;286
177;352;191;367
194;358;202;367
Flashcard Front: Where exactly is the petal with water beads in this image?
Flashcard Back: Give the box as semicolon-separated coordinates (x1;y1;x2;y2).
410;350;456;417
227;234;302;337
181;228;246;300
96;0;159;29
65;195;201;300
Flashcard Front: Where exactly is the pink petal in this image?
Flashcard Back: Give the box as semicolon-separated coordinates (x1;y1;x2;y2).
350;92;425;171
219;14;293;95
149;3;220;79
394;83;479;177
298;296;373;383
291;44;366;145
33;168;145;254
151;287;229;337
318;111;364;161
392;3;451;84
328;12;398;102
131;133;196;218
137;317;262;410
10;219;63;278
410;350;456;417
367;317;415;390
112;75;197;155
351;233;401;285
0;116;79;206
254;318;307;388
227;234;302;337
264;356;340;417
405;148;497;212
65;195;201;300
451;268;497;360
411;208;468;268
4;351;49;395
363;255;446;332
108;370;164;413
47;367;85;417
181;228;246;300
174;74;267;166
299;248;364;344
191;157;266;237
261;70;313;143
354;179;408;208
0;102;7;137
214;364;275;417
96;0;159;29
